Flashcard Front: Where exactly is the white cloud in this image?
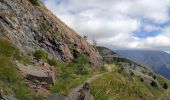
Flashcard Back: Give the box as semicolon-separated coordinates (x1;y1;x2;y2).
42;0;170;52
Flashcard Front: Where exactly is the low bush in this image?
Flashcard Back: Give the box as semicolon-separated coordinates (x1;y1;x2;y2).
29;0;41;6
150;81;157;87
48;58;58;66
72;53;90;75
163;82;168;89
152;75;156;80
33;50;48;60
130;71;134;76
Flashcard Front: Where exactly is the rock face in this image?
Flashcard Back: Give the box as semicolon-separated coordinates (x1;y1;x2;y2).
0;0;103;67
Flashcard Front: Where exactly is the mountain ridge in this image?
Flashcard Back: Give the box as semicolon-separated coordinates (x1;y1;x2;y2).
115;50;170;79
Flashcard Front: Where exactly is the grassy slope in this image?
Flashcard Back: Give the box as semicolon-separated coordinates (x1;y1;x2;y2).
0;39;105;99
50;57;106;96
0;39;42;100
90;64;170;100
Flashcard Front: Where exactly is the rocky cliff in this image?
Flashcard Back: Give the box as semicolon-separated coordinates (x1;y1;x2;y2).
0;0;103;67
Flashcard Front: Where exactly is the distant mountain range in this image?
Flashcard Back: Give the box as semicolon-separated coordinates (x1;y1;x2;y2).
115;50;170;79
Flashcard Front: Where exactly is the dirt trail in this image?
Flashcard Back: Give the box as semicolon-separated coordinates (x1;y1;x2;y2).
45;73;106;100
65;73;105;100
65;66;113;100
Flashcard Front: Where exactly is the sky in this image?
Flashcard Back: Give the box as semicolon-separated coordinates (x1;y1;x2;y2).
42;0;170;53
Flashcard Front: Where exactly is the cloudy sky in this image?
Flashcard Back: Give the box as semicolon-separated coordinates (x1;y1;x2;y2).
42;0;170;52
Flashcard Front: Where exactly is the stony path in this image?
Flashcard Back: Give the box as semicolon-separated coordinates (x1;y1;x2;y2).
65;73;105;100
45;73;105;100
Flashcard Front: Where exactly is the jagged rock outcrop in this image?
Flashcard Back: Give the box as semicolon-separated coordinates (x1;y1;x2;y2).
0;0;103;67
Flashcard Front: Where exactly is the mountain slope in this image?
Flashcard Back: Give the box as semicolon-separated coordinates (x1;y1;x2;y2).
0;0;103;67
93;47;170;100
116;50;170;79
0;0;103;99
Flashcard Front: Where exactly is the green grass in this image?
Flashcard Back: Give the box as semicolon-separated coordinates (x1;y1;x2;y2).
0;39;31;64
90;64;170;100
33;49;48;60
50;53;91;95
0;39;20;58
0;39;41;100
50;53;105;96
37;19;61;36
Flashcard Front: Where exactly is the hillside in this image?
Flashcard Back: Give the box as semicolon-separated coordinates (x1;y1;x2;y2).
116;50;170;79
0;0;102;67
0;0;103;99
91;47;170;100
1;0;170;100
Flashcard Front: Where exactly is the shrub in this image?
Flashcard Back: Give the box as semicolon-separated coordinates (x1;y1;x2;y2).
152;75;156;80
29;0;41;6
150;81;157;87
73;53;90;64
140;77;144;82
163;82;168;89
33;50;48;60
130;71;134;76
48;58;58;66
83;35;88;40
74;63;89;75
72;53;90;75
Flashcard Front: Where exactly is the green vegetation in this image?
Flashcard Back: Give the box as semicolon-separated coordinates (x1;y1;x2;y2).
0;39;41;100
83;35;88;40
72;53;90;75
90;64;170;100
29;0;41;6
50;53;92;95
37;19;51;32
0;39;20;58
49;53;105;96
163;83;168;89
37;19;61;36
48;58;58;66
34;50;103;96
33;49;48;60
0;39;31;64
150;81;157;87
